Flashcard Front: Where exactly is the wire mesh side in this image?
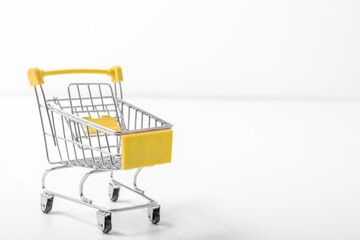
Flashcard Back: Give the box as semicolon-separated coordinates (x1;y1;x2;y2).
45;106;121;169
118;99;172;132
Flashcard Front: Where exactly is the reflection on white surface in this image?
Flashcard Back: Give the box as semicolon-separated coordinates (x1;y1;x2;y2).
1;96;360;240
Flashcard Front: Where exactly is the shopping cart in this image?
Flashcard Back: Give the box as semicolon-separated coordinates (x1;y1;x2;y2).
27;66;173;233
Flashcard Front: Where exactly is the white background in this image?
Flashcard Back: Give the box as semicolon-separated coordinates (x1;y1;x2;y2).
1;1;360;239
1;0;360;98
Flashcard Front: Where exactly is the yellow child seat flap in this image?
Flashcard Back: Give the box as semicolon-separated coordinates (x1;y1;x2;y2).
83;115;121;134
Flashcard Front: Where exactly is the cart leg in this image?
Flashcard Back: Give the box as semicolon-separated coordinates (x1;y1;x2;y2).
134;168;144;193
96;210;112;233
42;165;72;193
41;165;71;213
79;169;107;204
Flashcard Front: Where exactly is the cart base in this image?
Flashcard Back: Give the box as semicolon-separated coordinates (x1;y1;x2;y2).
41;165;161;233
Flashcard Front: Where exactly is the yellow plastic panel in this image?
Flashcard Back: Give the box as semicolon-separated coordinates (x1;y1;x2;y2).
109;66;123;83
83;115;121;134
121;130;173;170
27;68;45;86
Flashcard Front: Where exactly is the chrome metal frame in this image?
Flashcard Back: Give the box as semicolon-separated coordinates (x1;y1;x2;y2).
41;166;159;213
34;81;171;231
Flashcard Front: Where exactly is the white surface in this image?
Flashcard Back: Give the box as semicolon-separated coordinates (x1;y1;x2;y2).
1;0;360;98
1;96;360;239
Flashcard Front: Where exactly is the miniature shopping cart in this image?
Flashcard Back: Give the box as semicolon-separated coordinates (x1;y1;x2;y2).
28;66;173;233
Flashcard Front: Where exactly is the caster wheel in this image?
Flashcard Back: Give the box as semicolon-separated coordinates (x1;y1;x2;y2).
40;193;54;214
148;205;160;224
109;182;120;202
97;211;112;233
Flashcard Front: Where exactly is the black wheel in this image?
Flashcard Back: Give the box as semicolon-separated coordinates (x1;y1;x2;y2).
110;187;119;202
149;206;160;224
40;194;54;214
97;211;112;233
102;217;112;233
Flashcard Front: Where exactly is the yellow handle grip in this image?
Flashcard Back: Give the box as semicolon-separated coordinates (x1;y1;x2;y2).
27;66;123;87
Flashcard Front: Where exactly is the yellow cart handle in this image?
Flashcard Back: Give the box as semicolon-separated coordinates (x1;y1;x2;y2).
27;66;123;87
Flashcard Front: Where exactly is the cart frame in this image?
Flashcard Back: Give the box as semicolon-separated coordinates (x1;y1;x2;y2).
29;66;173;233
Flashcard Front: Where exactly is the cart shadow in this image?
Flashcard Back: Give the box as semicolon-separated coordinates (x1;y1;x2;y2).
49;211;125;236
49;201;243;239
111;199;132;204
49;210;173;237
50;211;96;227
117;202;245;239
